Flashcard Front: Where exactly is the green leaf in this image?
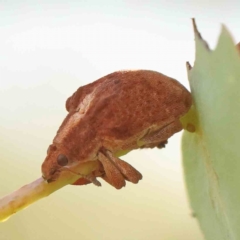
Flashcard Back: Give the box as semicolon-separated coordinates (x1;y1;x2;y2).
182;21;240;240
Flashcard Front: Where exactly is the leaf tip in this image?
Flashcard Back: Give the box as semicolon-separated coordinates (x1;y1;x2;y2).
220;24;235;41
191;18;210;51
186;61;193;80
215;24;238;57
186;61;192;71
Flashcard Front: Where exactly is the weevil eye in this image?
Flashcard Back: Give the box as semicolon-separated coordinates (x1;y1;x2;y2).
57;154;69;166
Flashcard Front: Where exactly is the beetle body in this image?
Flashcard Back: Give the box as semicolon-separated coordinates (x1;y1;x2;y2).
42;70;192;189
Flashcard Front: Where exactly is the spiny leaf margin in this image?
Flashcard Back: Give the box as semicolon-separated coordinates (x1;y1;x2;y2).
182;21;240;240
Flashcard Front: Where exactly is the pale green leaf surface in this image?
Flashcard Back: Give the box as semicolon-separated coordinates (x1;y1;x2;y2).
182;25;240;240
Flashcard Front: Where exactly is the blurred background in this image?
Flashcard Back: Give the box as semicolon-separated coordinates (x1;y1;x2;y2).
0;1;240;240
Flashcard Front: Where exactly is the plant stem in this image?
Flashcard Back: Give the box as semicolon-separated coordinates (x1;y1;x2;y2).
0;161;98;222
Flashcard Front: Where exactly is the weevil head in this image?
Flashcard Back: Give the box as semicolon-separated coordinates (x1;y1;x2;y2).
41;111;87;182
41;144;72;182
41;112;99;183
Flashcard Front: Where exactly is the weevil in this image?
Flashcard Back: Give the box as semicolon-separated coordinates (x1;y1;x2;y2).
41;70;192;189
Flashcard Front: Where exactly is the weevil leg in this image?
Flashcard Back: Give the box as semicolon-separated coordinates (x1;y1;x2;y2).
105;151;142;184
98;152;126;189
72;177;92;186
71;173;102;186
83;174;102;186
140;140;168;149
157;140;168;149
139;119;182;148
67;163;103;187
